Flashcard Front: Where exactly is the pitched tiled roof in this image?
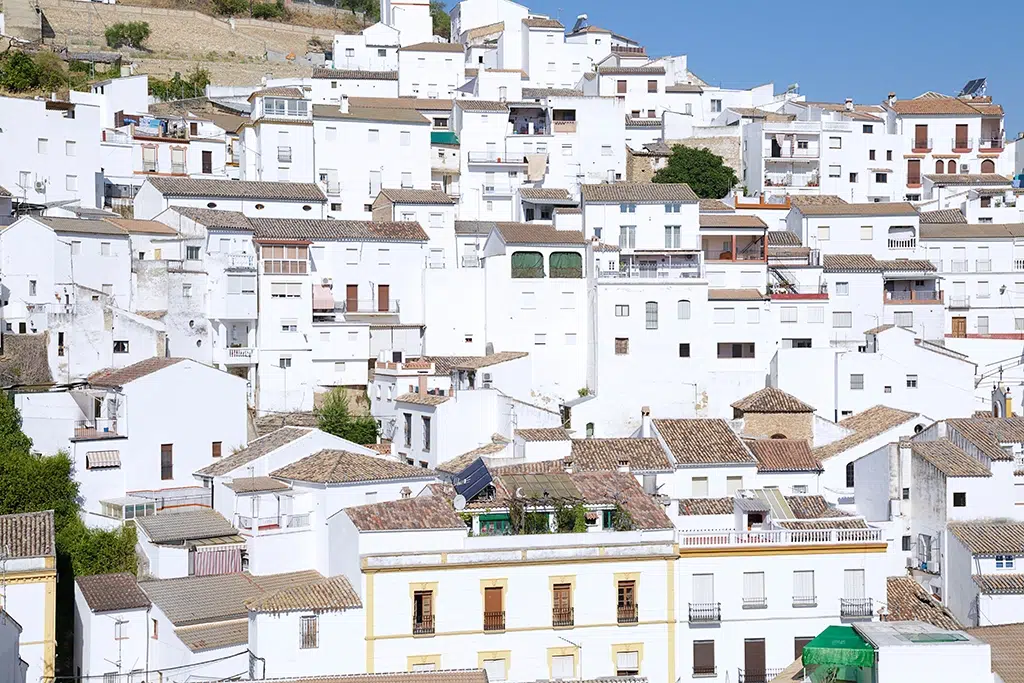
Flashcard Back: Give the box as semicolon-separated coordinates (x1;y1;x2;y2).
77;573;151;613
812;406;919;460
823;254;883;273
519;187;572;200
0;510;55;558
678;497;734;515
312;67;398;80
785;495;851;519
515;427;570;441
890;95;1002;116
395;392;450;406
225;476;291;493
732;387;814;413
922;223;1024;239
521;88;584;99
666;83;704;93
767;230;802;246
32;216;128;236
924;173;1011;186
196;426;313;477
597;66;666;75
312;104;429;124
345;494;466;531
259;672;489;683
493;222;586;245
464;21;504;39
911;440;991;477
570;471;672;529
140;570;322;625
794;201;918;217
706;288;766;301
147;177;326;202
400;41;464;52
250;218;428;242
454;220;494;235
377;188;455;205
973;574;1024;595
175;619;248;652
946;417;1024;462
652;418;756;465
348;97;453;111
106;218;179;235
170;207;254;230
135;508;239;544
877;258;937;272
88;357;184;387
699;214;767;228
456;100;510;112
884;576;961;629
522;16;563;28
249;86;304;100
699;198;733;212
949;522;1024;555
748;440;822;472
436;440;509;475
918;208;967;224
966;623;1024;683
569;438;673;472
776;518;868;530
270;449;435;484
582;183;698;203
246;575;361;612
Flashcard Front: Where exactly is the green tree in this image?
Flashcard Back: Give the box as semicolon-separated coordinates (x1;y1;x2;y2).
104;21;151;49
652;145;738;199
316;387;379;444
58;518;137;576
430;0;450;39
149;64;211;101
251;0;285;19
0;52;41;92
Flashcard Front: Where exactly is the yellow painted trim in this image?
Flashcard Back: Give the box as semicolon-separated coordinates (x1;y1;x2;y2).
362;553;675;573
614;571;640;624
365;573;375;673
666;558;676;683
677;543;888;558
610;642;644;675
547;646;578;679
3;569;57;584
407;654;441;671
477;650;511;679
369;619;673;641
548;574;575;627
43;573;56;683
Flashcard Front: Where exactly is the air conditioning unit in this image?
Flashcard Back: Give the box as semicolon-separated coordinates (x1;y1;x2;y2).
481;372;493;388
33;181;46;193
321;277;333;286
906;556;916;568
960;164;970;173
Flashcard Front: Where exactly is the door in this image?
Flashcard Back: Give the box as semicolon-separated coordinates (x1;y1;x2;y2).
377;284;390;312
907;159;921;184
952;316;967;338
483;586;503;630
956;124;969;149
914;124;928;148
369;170;381;195
744;639;766;683
202;150;213;174
346;284;358;312
794;637;813;660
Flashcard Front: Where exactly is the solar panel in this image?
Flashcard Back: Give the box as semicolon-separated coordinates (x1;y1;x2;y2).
959;78;987;98
454;458;493;502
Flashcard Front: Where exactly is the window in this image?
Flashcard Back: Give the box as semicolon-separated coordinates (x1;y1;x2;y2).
894;311;913;328
793;570;815;606
549;252;583;278
37;138;48;154
817;226;830;241
860;226;873;240
565;333;577;346
902;535;912;551
835;282;850;297
552;582;573;626
953;492;966;507
747;307;759;324
511;251;544;278
677;300;691;320
28;280;37;297
780;306;797;323
182;284;192;298
113;340;129;354
101;242;112;256
617;580;637;623
828;136;841;149
828;164;841;178
400;130;411;146
679;343;690;358
71;241;81;255
808;306;824;324
551;655;575;680
602;144;613;156
849;172;858;183
151;619;158;640
212;442;222;459
618;226;636;249
726;476;742;494
978;316;990;335
869;149;876;161
262;245;308;274
619;203;636;213
368;129;379;143
160;444;173;481
66;175;78;191
691;476;709;496
616;79;627;94
279;356;292;369
846;462;855;488
850;374;864;390
710;99;722;113
615;337;629;355
906;375;918;389
996;555;1015;569
615;304;630;317
403;413;412;447
483;659;506;682
616;650;639;676
886;150;893;161
693;641;715;677
422;416;431;452
664;225;681;248
797;140;809;150
645;301;658;329
534;333;547;345
717;342;755;359
742;572;766;608
713;308;735;324
281;319;298;333
875;172;888;183
299;615;318;649
270;282;301;298
186;246;201;260
833;311;852;328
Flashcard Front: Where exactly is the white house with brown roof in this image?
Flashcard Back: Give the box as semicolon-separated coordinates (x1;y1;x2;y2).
333;22;401;73
372;188;458;266
74;572;153;681
397;42;466;99
133;177;328;221
946;521;1024;628
238;88;316;185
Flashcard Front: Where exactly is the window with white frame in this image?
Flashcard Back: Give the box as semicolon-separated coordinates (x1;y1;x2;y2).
281;319;298;332
378;248;390;265
400;131;411;146
615;304;629;317
828;164;841;178
565;333;577;346
850;374;864;390
182;283;192;298
808;306;824;323
645;301;658;330
860;226;873;240
551;655;575;680
602;145;613;156
620;203;636;213
368;129;379;143
615;650;639;677
836;282;849;296
747;307;760;324
37;138;48;154
713;307;735;324
828;136;841;149
483;659;507;682
618;226;636;249
894;311;913;328
664;225;681;248
535;333;547;345
665;203;681;213
742;572;766;608
817;226;830;241
833;311;852;328
66;140;76;156
780;306;798;323
66;175;78;191
710;99;722;112
691;476;708;496
793;570;815;606
521;291;536;309
906;374;918;388
270;282;302;298
677;300;690;320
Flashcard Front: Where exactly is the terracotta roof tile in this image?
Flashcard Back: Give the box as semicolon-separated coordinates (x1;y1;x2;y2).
251;218;427;242
345;494;466;531
452;351;529;370
890;95;1001;116
949;522;1024;555
348;97;453;111
494;222;586;245
652;418;756;465
271;449;436;484
776;518;868;529
522;16;563;28
196;426;313;477
884;576;961;629
456;100;510;112
922;223;1024;239
464;21;504;39
924;173;1011;186
395;392;451;406
973;574;1024;594
789;195;848;206
732;387;814;414
666;83;703;93
794;201;918;217
748;440;822;472
377;188;455;205
135;508;239;544
784;495;852;519
946;417;1024;461
876;258;937;272
707;288;766;301
76;573;150;613
699;214;767;228
175;619;248;652
678;497;734;515
581;183;698;203
312;104;429;124
699;198;733;212
147;177;326;202
966;623;1024;683
823;254;882;273
569;438;673;472
521;88;584;99
246;575;361;612
88;357;184;387
489;460;564;475
515;427;570;441
597;66;665;75
170;207;253;230
568;471;672;529
400;41;464;52
106;218;178;235
812;406;919;460
911;440;991;477
312;67;398;80
918;208;967;224
436;439;509;474
225;476;291;493
249;86;304;100
519;187;573;200
0;510;55;558
767;230;802;246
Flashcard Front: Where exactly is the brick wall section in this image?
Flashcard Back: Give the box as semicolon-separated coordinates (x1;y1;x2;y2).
742;412;813;440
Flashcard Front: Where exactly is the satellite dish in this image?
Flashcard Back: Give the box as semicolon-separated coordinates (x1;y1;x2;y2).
453;494;467;511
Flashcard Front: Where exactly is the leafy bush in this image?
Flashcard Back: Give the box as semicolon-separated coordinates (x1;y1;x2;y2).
104;21;151;49
315;387;379;445
149;64;211;101
212;0;248;16
252;0;285;19
0;52;42;92
652;145;739;199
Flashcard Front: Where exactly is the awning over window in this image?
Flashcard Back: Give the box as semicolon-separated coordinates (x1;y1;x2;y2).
312;285;335;311
802;625;874;672
86;450;121;469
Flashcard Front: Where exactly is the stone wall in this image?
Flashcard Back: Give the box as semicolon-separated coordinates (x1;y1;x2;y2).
626;136;742;184
742;411;813;441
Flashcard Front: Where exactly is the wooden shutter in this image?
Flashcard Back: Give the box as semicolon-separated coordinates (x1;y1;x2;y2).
693;574;714;603
553;584;571;610
914;124;928;147
484;586;502;612
982;159;996;173
907;159;920;183
414;590;432;621
202;150;212;174
212;441;222;458
956;124;968;148
160;444;173;480
744;639;765;676
794;637;813;661
743;572;765;601
617;580;635;606
378;284;390;312
346;284;358;312
693;641;714;674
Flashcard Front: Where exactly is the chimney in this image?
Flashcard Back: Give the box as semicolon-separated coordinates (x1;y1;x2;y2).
844;97;853;112
418;375;428;394
640;406;651;437
563;456;573;474
887;92;897;106
340;94;350;114
617;458;630;473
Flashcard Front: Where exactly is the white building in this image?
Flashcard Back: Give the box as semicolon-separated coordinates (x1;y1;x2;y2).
73;573;154;681
239;87;315;184
0;608;27;683
397;43;466;99
0;511;56;683
334;22;401;72
310;67;400;103
134;177;328;220
947;521;1024;629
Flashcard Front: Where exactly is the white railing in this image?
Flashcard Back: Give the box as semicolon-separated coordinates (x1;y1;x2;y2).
887;238;917;250
821;121;854;132
171;163;187;175
599;264;703;280
287;513;310;528
227;347;254;358
103;129;132;145
950;260;968;273
976;260;991;272
678;527;882;547
237;513;310;532
950;295;970;309
763;121;823;133
324;181;341;195
227;254;256;269
1014;259;1024;271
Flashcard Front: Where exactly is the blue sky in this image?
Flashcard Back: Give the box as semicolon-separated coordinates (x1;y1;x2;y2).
519;0;1022;133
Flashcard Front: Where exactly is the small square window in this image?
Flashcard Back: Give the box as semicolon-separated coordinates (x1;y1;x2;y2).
906;375;918;388
615;305;629;317
953;492;966;507
615;337;629;355
902;487;910;500
534;333;546;345
678;343;690;358
113;340;129;354
902;535;911;551
850;374;864;390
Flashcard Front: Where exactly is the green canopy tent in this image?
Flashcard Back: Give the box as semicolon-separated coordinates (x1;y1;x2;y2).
801;626;875;683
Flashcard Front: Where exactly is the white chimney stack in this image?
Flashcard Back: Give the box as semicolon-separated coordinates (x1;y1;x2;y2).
640;406;651;438
340;94;350;114
844;97;854;111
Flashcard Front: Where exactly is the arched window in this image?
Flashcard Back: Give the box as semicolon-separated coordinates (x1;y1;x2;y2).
846;461;855;488
770;433;787;439
935;159;945;174
947;160;957;174
645;301;658;330
586;422;595;438
914;424;925;434
981;159;996;173
548;251;583;278
510;251;544;278
677;299;691;320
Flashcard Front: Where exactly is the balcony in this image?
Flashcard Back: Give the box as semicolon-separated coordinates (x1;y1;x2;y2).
552;607;574;627
769;284;829;300
977;259;992;272
226;254;256;270
840;597;873;618
883;290;943;305
693;666;717;678
142;160;158;173
763;121;824;133
235;513;310;535
468;151;527;164
483;611;505;632
764;174;820;189
598;262;704;280
617;604;638;624
738;668;784;683
131;486;212;510
688;602;721;623
979;134;1005;151
678;527;883;547
951;137;974;152
887;237;917;250
340;299;400;314
950;295;970;309
742;597;767;610
553;120;577;134
792;595;817;608
950;259;968;273
221;346;258;365
72;418;122;441
912;137;933;152
413;615;435;635
483;182;515;196
461;255;481;268
766;149;819;160
171;163;186;175
323;181;341;196
907;175;922;188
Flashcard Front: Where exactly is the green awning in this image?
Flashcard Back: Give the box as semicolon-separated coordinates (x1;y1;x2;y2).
802;626;875;669
431;131;459;145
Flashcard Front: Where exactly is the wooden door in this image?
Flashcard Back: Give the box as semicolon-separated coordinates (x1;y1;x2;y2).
956;124;969;148
378;284;390;312
202;150;212;174
982;159;996;173
907;159;921;184
553;584;571;612
346;284;358;312
794;637;813;660
744;639;766;681
914;124;928;148
952;316;967;338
